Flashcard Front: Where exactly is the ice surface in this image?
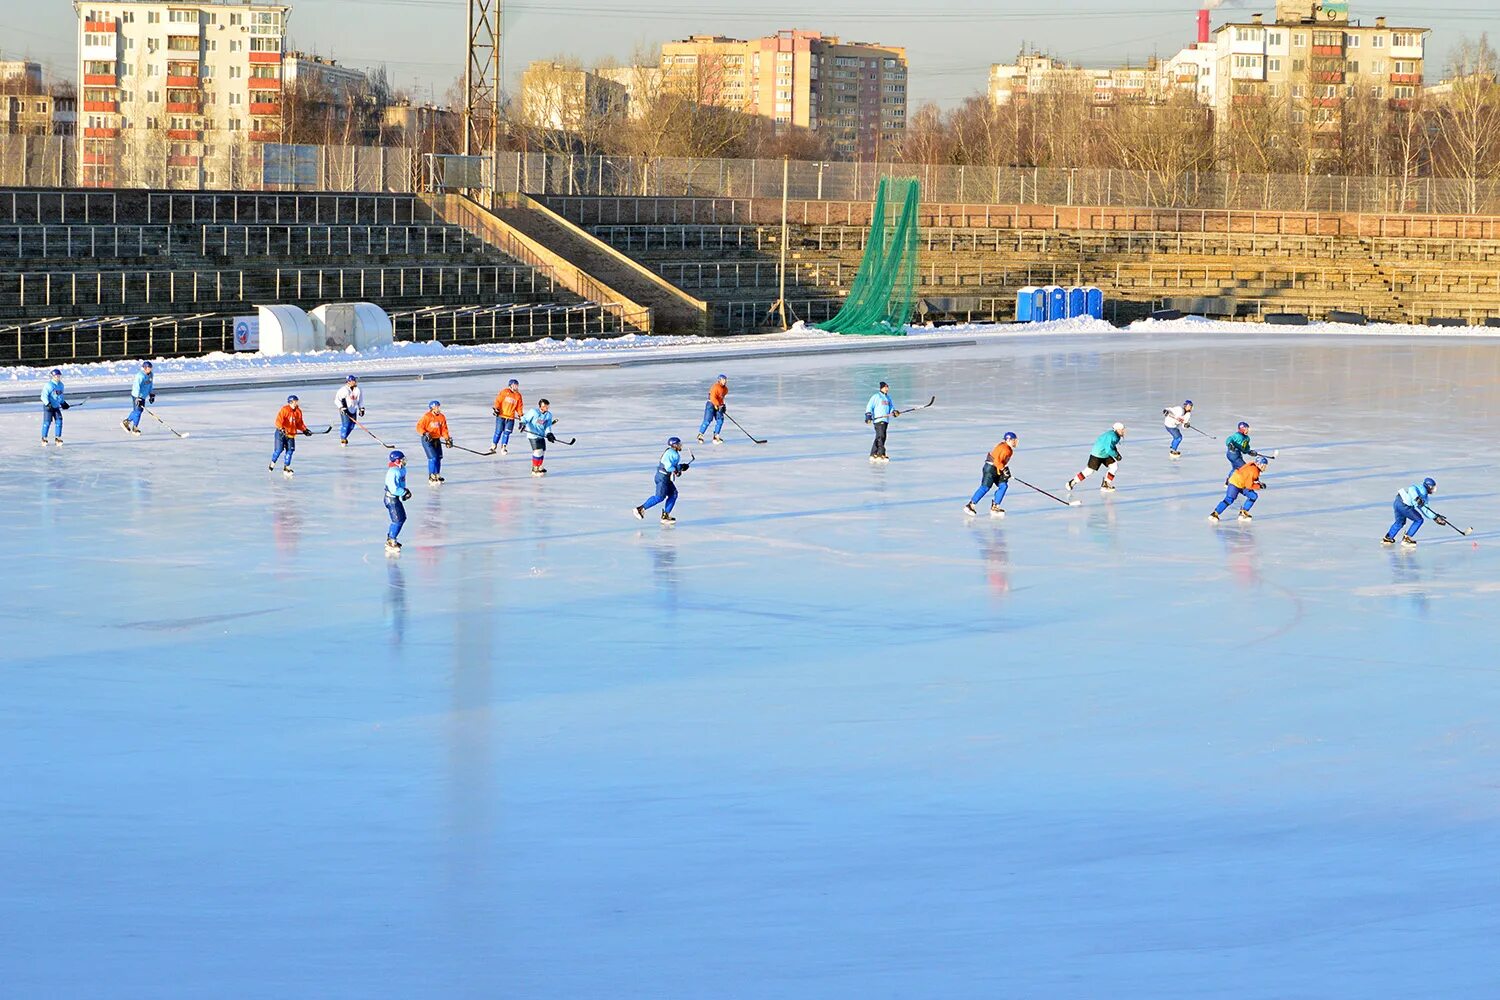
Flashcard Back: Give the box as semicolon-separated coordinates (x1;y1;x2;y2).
3;331;1500;997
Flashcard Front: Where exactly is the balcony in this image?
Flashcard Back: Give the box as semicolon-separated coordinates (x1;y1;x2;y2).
168;154;200;167
249;102;280;116
167;75;201;89
248;130;279;142
248;51;283;64
1232;94;1265;107
82;151;114;165
1311;44;1344;57
166;102;201;114
1390;73;1423;86
247;78;281;91
1311;96;1343;108
166;129;202;141
82;101;118;113
1389;98;1415;110
83;126;119;138
83;74;118;87
1312;71;1344;84
84;19;116;31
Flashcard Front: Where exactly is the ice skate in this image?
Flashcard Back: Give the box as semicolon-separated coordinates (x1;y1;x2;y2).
660;512;676;524
1209;511;1221;522
1401;534;1417;546
268;463;276;471
40;439;49;447
428;474;441;485
990;505;1005;517
712;435;723;444
1099;481;1116;492
500;444;508;455
964;502;977;516
1169;449;1181;458
531;467;547;477
696;433;705;443
1238;510;1253;521
282;467;294;478
53;438;63;447
1065;478;1076;493
1381;535;1396;545
385;538;402;554
633;506;645;520
121;418;134;434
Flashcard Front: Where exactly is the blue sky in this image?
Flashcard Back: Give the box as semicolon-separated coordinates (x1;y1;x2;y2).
5;0;1498;107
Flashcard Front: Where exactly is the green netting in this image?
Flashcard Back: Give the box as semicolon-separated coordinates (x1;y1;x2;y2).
815;177;921;336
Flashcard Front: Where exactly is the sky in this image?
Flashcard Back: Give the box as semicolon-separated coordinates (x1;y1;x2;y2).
5;0;1500;108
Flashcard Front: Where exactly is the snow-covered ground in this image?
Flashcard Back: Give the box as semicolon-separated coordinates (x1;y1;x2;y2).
7;314;1493;402
4;331;1500;996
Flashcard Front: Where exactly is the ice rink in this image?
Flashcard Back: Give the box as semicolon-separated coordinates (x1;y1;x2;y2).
4;331;1500;997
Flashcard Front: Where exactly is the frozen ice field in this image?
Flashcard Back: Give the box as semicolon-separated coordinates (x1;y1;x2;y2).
4;331;1500;998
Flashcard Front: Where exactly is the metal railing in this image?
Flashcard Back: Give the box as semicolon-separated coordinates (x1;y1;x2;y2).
272;264;556;301
0;224;169;258
2;269;246;308
146;192;431;225
714;299;844;331
392;303;634;343
197;224;482;258
3;314;234;363
0;190;118;224
659;260;844;291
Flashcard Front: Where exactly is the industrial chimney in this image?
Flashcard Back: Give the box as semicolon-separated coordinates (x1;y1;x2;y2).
1198;8;1211;44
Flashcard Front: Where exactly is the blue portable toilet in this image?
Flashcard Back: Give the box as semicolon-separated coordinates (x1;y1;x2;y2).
1085;286;1104;319
1016;286;1041;323
1046;285;1067;321
1067;286;1086;318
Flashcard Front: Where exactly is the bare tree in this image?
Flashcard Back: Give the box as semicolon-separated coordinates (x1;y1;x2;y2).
1431;35;1500;214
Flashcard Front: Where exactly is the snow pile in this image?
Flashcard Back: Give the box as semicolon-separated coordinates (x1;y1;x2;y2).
1126;315;1500;337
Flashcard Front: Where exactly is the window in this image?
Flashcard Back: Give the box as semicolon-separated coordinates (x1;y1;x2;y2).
1317;84;1337;98
229;40;241;52
1293;59;1305;72
229;118;240;130
1393;85;1415;98
1292;109;1305;123
1372;35;1385;49
121;10;133;22
1346;61;1358;74
1394;60;1417;75
167;36;198;51
250;36;281;52
1345;34;1360;48
1293;33;1306;47
1268;58;1281;72
1371;86;1383;98
1268;32;1283;47
229;93;241;105
1393;33;1419;48
1234;28;1263;43
230;12;242;25
1371;60;1385;74
147;11;159;22
146;38;158;52
169;9;197;23
229;65;241;79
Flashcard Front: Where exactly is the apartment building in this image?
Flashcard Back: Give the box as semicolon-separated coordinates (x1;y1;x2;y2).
0;93;78;136
284;52;369;100
75;0;289;185
660;30;907;159
0;60;45;93
989;52;1178;108
519;61;628;132
1213;2;1428;142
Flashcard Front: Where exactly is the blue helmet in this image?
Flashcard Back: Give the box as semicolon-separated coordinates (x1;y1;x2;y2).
346;374;357;382
717;373;728;380
287;394;299;403
1237;421;1250;431
1183;399;1193;407
667;436;682;447
508;378;519;386
1003;432;1018;442
50;368;62;376
142;361;153;369
1423;477;1437;492
389;450;405;463
428;400;441;408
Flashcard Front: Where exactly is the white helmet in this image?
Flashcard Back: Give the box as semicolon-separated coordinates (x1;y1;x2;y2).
1112;422;1126;433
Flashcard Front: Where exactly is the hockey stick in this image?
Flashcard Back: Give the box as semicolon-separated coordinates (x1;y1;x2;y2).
898;396;937;415
308;425;333;435
1425;507;1474;536
1187;424;1214;439
1015;477;1083;508
448;441;497;457
351;417;394;448
725;412;767;445
551;436;577;446
143;406;189;438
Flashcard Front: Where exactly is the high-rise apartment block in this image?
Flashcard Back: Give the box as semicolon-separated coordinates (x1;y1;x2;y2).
1213;3;1427;140
659;30;907;159
75;0;288;184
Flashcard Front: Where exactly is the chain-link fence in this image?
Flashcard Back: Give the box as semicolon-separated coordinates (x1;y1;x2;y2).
0;135;417;193
476;152;1500;218
10;133;1500;216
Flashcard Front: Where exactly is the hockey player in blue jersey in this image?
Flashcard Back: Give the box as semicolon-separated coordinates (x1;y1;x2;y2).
519;399;557;476
40;369;68;446
1384;477;1447;546
1067;422;1126;493
384;450;412;553
1225;421;1260;473
634;437;691;524
864;381;900;461
335;375;363;445
121;361;154;435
